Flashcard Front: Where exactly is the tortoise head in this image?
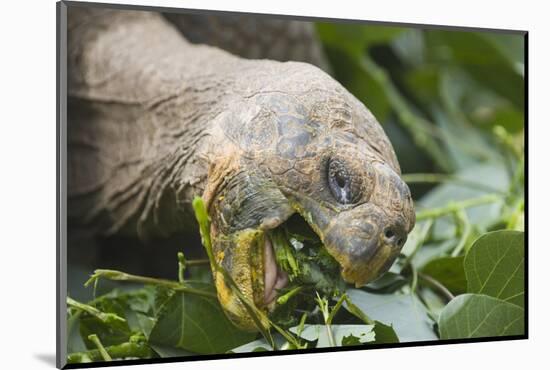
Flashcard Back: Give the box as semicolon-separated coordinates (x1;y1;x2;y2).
203;64;415;330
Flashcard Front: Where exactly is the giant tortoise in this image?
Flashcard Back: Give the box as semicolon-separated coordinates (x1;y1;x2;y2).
67;6;415;330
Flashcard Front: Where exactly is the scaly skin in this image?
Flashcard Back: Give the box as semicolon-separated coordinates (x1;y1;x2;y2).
67;7;415;330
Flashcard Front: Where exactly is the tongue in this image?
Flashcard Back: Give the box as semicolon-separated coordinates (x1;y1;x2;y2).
264;237;277;301
264;236;289;304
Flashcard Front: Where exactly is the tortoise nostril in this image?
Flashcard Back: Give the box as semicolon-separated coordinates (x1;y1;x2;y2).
383;226;406;248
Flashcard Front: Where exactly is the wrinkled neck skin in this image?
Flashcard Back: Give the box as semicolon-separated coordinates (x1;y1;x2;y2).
68;8;324;237
67;8;415;330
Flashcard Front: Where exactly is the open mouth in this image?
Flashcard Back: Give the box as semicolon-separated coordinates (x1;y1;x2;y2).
263;235;289;305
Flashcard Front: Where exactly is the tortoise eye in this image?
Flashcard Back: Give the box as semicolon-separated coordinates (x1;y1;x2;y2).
327;158;360;204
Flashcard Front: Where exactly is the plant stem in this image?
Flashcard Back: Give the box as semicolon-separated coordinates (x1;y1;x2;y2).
186;259;210;266
451;209;471;257
276;286;303;305
402;173;504;194
84;269;217;299
325;323;336;347
315;293;336;347
67;297;126;324
418;272;455;302
415;194;501;221
296;313;308;338
192;197;215;266
343;296;375;325
410;264;418;294
67;341;153;363
177;252;186;284
401;219;433;270
88;334;112;361
506;198;524;230
327;294;347;325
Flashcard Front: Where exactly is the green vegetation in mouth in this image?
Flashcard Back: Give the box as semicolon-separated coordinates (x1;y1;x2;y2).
271;221;345;295
267;214;346;326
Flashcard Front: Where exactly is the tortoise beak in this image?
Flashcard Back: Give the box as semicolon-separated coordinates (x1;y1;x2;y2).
321;203;409;287
290;186;414;288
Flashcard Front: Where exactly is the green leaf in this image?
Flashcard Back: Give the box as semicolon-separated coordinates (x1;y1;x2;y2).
135;313;155;339
78;299;133;348
149;344;195;358
372;321;400;344
148;283;255;354
464;231;524;308
289;324;375;347
346;289;437;342
438;294;524;339
422;256;467;295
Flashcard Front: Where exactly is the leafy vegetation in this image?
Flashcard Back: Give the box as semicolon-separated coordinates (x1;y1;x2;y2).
66;22;524;363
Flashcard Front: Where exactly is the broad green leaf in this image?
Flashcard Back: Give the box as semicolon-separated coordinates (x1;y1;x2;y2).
148;284;255;354
76;288;156;349
372;321;400;344
422;256;467;295
346;289;437;342
149;344;196;358
135;313;155;339
153;286;175;316
438;294;524;339
149;343;195;358
289;324;375;347
464;231;524;308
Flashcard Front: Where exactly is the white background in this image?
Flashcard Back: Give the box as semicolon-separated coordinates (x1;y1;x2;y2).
0;0;546;368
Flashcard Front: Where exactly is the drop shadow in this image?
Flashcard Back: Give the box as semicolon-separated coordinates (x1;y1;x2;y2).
34;353;57;367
